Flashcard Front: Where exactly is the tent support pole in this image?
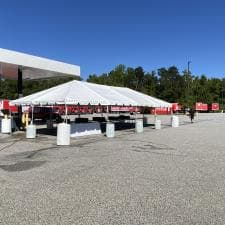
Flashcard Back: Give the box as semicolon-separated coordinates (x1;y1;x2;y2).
65;104;68;123
17;68;23;130
17;68;23;98
31;105;34;125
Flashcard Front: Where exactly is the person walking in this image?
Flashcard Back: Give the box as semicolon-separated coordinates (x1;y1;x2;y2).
189;108;195;123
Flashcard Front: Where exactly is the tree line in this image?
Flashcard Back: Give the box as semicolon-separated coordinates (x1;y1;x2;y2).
0;76;79;100
0;64;224;109
87;65;225;108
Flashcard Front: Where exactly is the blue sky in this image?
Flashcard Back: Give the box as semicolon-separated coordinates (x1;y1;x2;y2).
0;0;225;79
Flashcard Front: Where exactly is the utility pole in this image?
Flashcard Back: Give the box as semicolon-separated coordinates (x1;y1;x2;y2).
186;61;191;107
187;61;191;75
187;61;191;92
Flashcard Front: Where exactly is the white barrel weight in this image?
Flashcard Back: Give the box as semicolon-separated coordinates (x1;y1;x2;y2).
57;123;71;146
135;119;143;133
106;123;115;138
1;118;11;133
195;112;199;120
26;124;37;139
171;115;179;127
155;120;161;130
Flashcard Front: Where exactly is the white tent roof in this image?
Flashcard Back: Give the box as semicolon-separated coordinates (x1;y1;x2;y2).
11;80;171;107
113;86;171;108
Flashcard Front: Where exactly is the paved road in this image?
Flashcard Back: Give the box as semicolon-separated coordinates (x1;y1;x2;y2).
0;113;225;225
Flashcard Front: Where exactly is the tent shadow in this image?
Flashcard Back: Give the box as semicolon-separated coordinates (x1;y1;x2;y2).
37;128;57;136
100;122;135;133
36;121;152;136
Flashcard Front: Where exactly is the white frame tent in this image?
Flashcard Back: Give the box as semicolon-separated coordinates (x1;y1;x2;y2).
10;80;171;108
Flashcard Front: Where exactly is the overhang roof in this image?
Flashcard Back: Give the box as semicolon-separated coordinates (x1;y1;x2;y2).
0;48;80;80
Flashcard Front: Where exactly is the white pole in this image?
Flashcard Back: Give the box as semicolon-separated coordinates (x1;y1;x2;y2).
154;107;157;122
31;105;34;125
65;104;68;123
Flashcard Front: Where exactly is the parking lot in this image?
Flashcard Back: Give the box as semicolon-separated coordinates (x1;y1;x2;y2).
1;113;225;225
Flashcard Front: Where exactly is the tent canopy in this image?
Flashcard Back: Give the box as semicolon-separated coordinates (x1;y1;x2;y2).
11;80;171;107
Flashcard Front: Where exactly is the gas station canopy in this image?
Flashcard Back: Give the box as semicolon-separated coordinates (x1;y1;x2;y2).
0;48;80;80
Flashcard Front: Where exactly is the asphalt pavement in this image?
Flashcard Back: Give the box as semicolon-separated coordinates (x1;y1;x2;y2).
0;113;225;225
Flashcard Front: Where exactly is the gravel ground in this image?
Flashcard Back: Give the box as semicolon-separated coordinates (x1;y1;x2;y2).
0;113;225;225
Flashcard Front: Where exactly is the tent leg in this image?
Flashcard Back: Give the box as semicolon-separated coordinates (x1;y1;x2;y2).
18;68;23;98
16;68;23;130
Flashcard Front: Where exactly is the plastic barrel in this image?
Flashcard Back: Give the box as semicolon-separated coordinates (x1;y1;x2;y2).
1;118;11;133
155;120;161;130
171;116;179;127
106;123;115;138
135;119;143;133
196;112;199;120
57;123;71;146
26;124;37;139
